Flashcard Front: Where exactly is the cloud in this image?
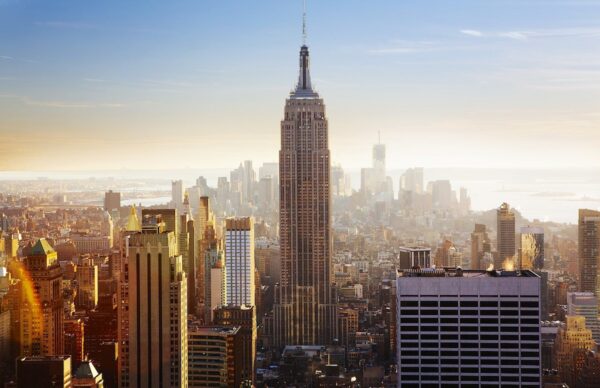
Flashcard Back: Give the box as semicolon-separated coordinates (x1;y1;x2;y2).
0;55;13;60
461;26;600;40
460;29;483;37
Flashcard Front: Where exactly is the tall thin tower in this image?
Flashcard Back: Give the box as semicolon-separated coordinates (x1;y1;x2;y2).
273;4;337;346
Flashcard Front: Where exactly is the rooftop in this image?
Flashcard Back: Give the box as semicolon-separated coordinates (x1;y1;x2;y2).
398;267;540;278
74;361;101;379
30;238;55;256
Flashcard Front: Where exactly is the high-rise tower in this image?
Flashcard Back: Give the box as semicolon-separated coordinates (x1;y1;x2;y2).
496;202;516;269
273;17;337;346
578;209;600;295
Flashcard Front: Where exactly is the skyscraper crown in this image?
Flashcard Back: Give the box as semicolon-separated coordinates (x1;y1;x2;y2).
290;1;319;99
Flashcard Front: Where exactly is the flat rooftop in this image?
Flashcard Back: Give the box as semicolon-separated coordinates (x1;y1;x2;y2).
398;268;540;278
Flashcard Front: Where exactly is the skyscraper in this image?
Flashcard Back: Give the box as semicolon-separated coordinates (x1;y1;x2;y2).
180;193;197;315
75;256;98;310
123;213;188;387
273;33;337;346
10;239;64;357
470;223;491;270
578;209;600;295
399;167;424;194
171;180;184;211
520;226;544;270
496;202;516;269
224;217;255;307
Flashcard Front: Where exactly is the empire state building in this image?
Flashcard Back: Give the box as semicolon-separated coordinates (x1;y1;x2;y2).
273;41;338;346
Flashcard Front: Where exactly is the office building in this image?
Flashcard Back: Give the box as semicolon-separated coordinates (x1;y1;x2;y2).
520;226;544;270
496;202;516;269
196;196;211;315
471;223;491;270
70;234;111;255
209;258;225;316
172;180;184;211
396;267;541;387
400;167;424;194
567;292;600;343
431;180;452;210
179;198;197;315
64;318;85;369
103;190;121;212
10;239;64;357
213;305;256;385
16;355;72;388
554;315;596;387
273;36;337;347
188;325;242;387
224;217;255;307
75;256;98;310
578;209;600;295
122;213;188;387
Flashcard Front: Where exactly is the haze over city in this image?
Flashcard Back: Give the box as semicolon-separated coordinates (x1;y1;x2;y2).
2;1;600;387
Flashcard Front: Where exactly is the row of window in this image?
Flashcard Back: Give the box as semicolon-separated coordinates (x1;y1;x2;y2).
400;317;539;324
399;309;539;316
400;325;539;333
400;367;540;374
400;333;539;341
399;352;539;361
400;300;539;308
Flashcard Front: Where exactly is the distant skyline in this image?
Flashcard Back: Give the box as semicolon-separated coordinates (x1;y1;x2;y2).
1;0;600;170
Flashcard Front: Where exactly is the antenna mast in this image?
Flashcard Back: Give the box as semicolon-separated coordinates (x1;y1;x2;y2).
302;0;307;45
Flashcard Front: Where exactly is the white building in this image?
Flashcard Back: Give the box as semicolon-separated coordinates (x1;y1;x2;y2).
171;180;184;211
396;267;541;387
224;217;254;307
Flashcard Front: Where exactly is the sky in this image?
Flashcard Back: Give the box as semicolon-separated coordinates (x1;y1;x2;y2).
1;0;600;171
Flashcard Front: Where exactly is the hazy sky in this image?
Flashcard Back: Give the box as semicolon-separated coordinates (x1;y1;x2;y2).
1;0;600;171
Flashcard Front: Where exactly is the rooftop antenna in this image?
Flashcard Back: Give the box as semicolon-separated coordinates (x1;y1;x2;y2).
302;0;307;45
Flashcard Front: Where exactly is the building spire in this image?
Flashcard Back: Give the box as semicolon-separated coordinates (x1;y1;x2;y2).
290;0;318;98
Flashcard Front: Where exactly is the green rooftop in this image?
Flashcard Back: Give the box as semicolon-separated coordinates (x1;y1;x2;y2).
30;238;55;255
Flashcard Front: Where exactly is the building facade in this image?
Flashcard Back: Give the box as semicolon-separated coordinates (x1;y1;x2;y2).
121;214;188;387
188;325;241;387
213;305;256;385
578;209;600;295
273;41;337;347
396;268;541;387
224;217;254;307
520;226;544;270
11;239;64;357
496;202;516;268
